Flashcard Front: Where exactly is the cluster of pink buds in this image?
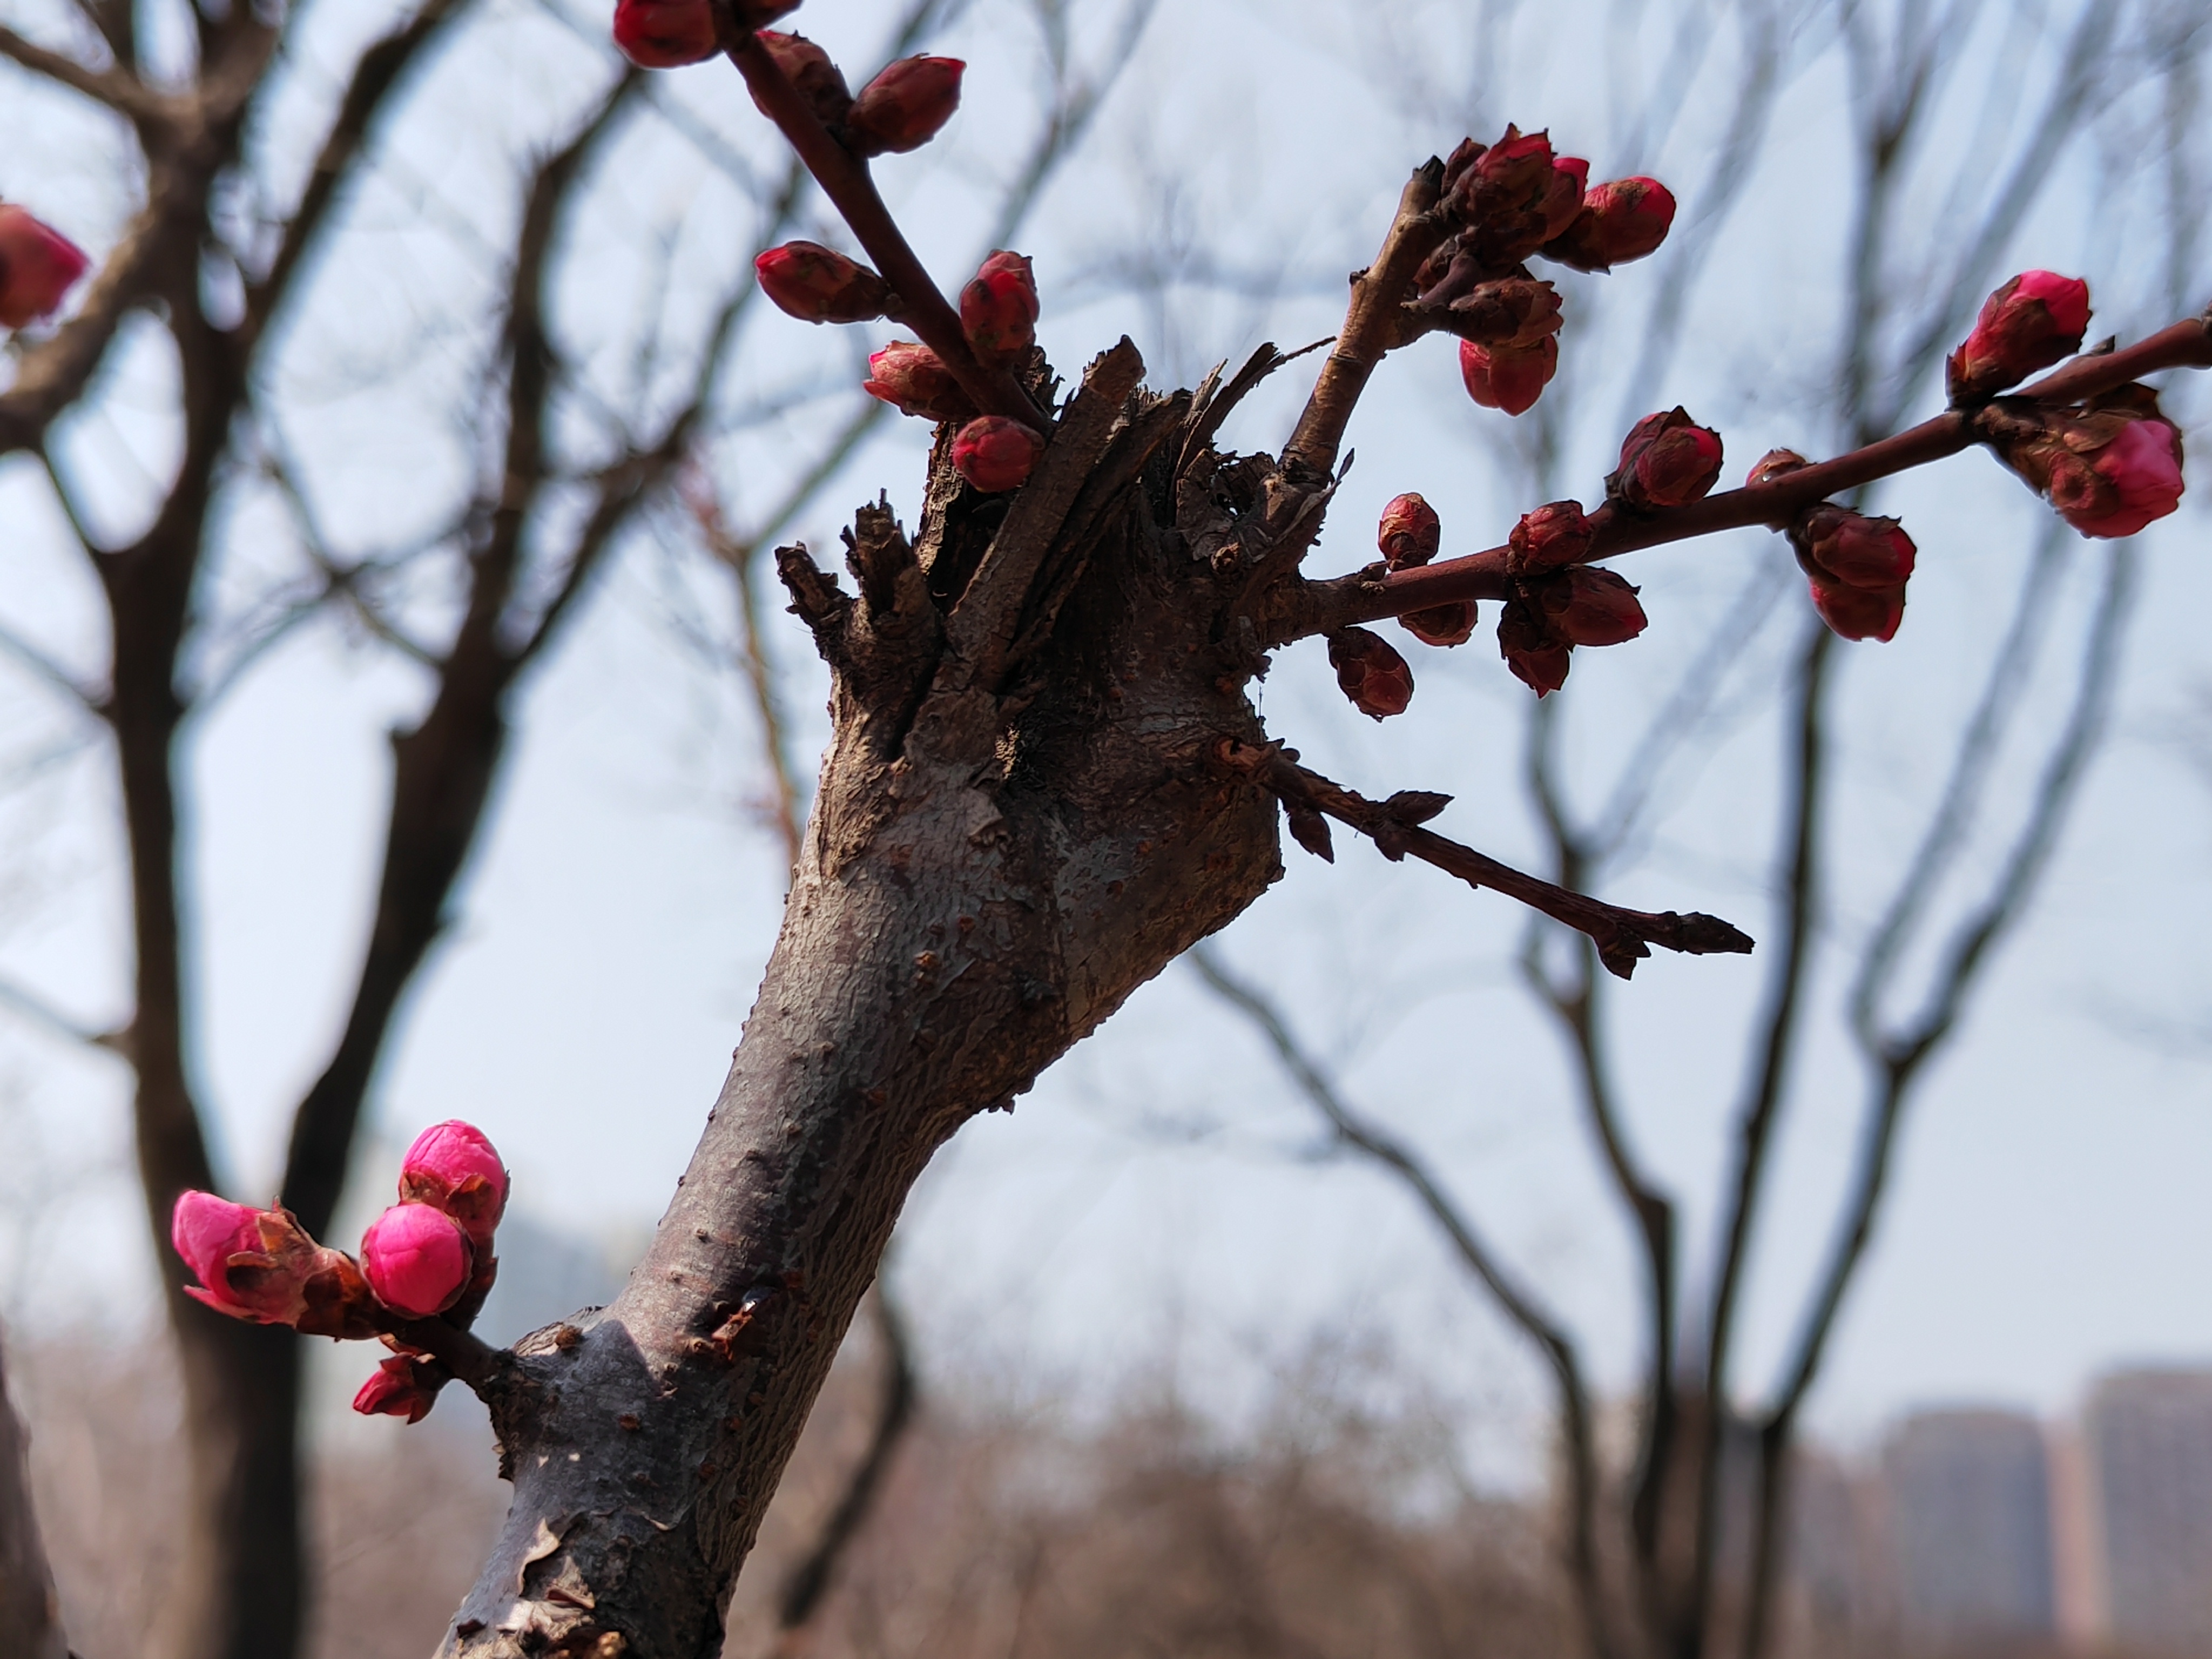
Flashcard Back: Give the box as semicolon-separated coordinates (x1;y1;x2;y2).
1415;126;1676;419
1376;493;1476;647
1749;449;1919;643
0;205;90;330
1327;626;1415;720
1495;500;1646;695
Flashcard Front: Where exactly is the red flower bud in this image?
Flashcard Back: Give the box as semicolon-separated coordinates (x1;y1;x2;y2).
1449;125;1557;222
1459;335;1557;417
1327;627;1414;719
845;55;965;156
1993;393;2188;540
754;32;853;125
863;341;973;422
1507;499;1595;575
1541;177;1676;273
1539;155;1590;242
1947;271;2092;401
353;1356;442;1425
1545;567;1648;647
360;1203;474;1318
951;416;1044;493
0;206;90;329
960;249;1038;366
1794;505;1915;590
398;1120;508;1249
1611;408;1723;510
1377;493;1441;569
1808;578;1905;644
1746;448;1808;487
1401;602;1478;649
754;241;894;324
171;1193;375;1336
611;0;717;68
1496;599;1572;697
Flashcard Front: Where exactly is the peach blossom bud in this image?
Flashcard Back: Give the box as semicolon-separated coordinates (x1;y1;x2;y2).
2051;416;2184;539
171;1193;374;1335
1541;177;1676;273
0;206;90;329
1459;336;1557;417
1496;599;1571;697
1947;271;2091;401
353;1356;442;1425
1611;408;1723;510
1507;500;1595;575
1450;125;1556;222
959;249;1038;366
951;416;1044;493
611;0;717;68
862;340;972;422
1401;602;1478;649
398;1120;508;1248
845;56;965;156
754;242;894;324
1539;156;1590;241
1327;627;1414;719
1747;448;1808;486
1796;505;1915;590
754;32;852;125
1809;577;1904;643
1377;493;1441;570
1547;567;1648;647
361;1203;473;1318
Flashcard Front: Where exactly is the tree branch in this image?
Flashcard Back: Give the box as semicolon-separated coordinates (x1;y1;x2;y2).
0;1326;69;1659
0;21;178;123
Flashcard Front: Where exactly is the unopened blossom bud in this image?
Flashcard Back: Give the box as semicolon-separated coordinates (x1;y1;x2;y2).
960;249;1038;366
611;0;717;69
754;242;894;325
1327;627;1414;719
1809;577;1904;644
1460;336;1557;417
1507;500;1595;575
398;1120;508;1248
1993;394;2188;540
361;1203;474;1318
1545;566;1648;647
862;340;970;422
353;1355;442;1425
1795;505;1916;591
1445;278;1563;350
0;206;90;329
1541;177;1676;273
1378;493;1441;570
1611;408;1723;510
1401;602;1478;649
845;56;966;156
1496;599;1572;697
1746;448;1808;487
1540;156;1590;241
171;1192;375;1336
1450;125;1556;223
952;416;1044;493
1947;271;2091;401
754;32;853;125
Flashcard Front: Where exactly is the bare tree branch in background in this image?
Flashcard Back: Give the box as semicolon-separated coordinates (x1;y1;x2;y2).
0;1325;68;1659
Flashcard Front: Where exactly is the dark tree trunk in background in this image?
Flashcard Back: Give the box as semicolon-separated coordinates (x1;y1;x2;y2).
0;1327;69;1659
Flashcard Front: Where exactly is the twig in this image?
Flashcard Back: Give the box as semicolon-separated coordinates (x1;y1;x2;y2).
1222;741;1753;980
0;21;178;123
0;975;130;1058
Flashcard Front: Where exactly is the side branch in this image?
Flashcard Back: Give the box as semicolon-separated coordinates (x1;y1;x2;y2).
1276;307;2212;643
0;22;178;122
1222;741;1752;979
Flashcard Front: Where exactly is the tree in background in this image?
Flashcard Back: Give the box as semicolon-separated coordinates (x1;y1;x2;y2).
0;2;2205;1657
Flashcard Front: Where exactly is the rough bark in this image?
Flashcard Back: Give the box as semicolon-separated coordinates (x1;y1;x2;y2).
0;1328;69;1659
441;340;1286;1657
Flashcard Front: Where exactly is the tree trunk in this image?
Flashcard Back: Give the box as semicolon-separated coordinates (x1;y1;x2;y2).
441;341;1291;1656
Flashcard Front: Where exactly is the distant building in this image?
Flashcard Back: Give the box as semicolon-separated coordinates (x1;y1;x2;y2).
1879;1408;2056;1647
2083;1368;2212;1649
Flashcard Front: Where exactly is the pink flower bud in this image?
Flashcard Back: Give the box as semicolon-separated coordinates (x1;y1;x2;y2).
1611;408;1723;510
360;1203;473;1318
611;0;717;68
1496;599;1571;697
1746;448;1809;486
2050;416;2184;539
1401;602;1478;649
171;1192;375;1336
754;242;894;324
959;249;1038;366
1327;628;1414;719
1449;125;1557;222
863;341;973;422
398;1120;508;1247
0;206;90;329
1541;177;1676;273
844;55;965;156
1459;336;1557;417
1795;505;1916;590
353;1356;442;1425
951;416;1044;493
1809;578;1904;644
1377;493;1441;570
1546;567;1648;648
754;32;853;125
1507;500;1595;575
1539;155;1590;242
1947;271;2091;401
